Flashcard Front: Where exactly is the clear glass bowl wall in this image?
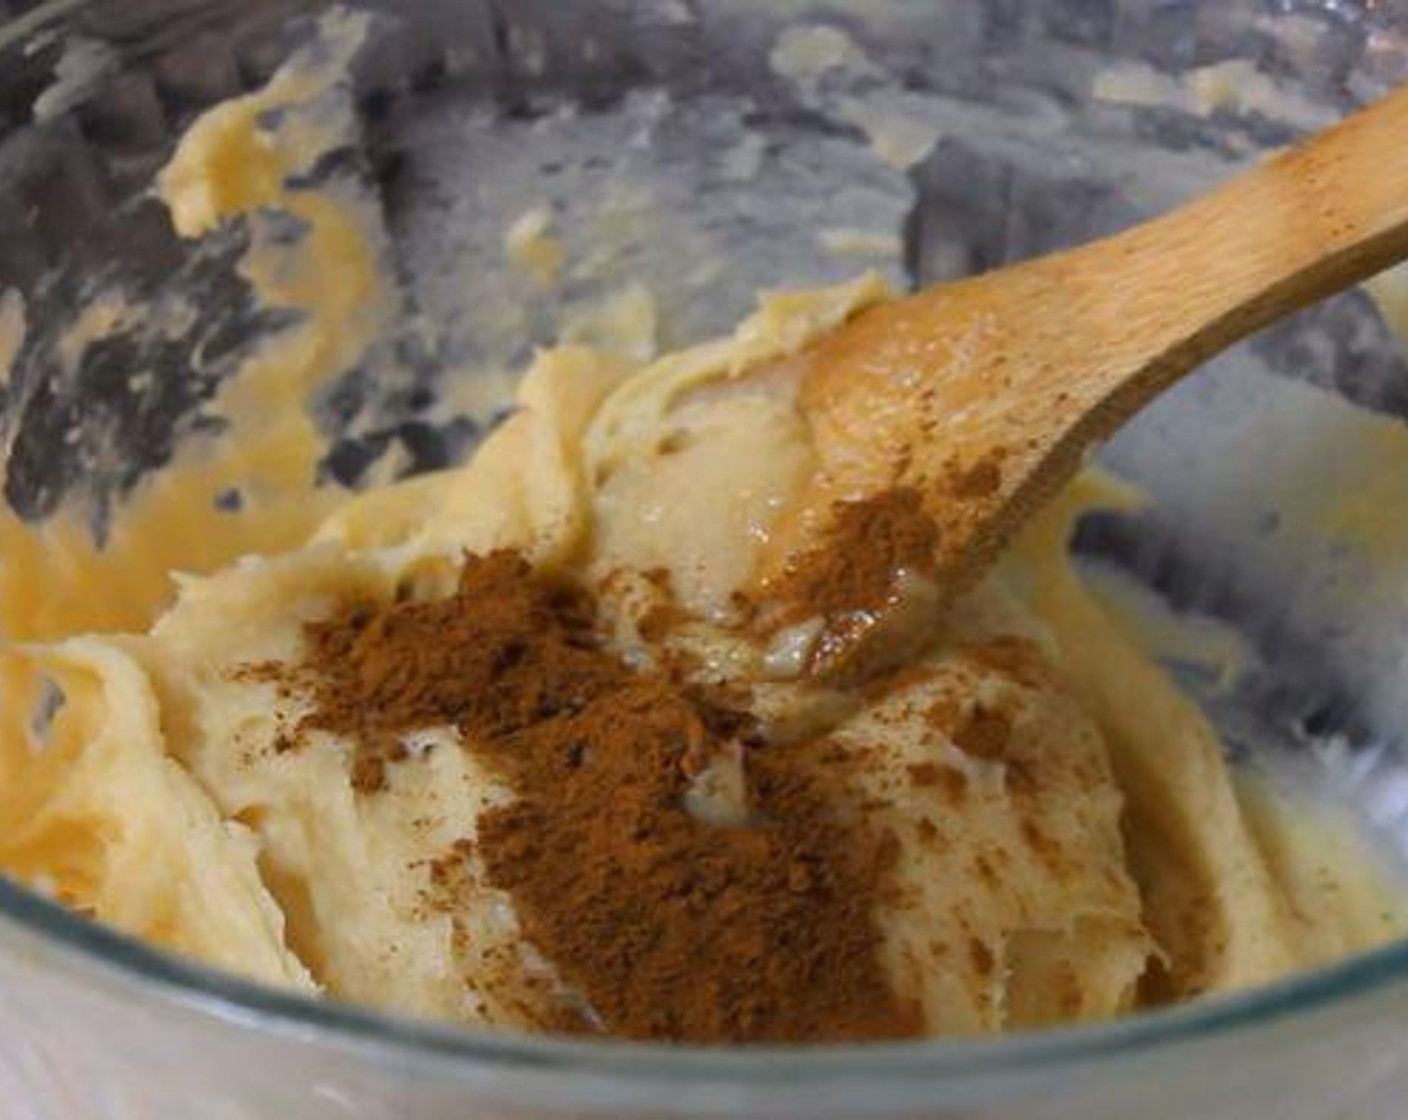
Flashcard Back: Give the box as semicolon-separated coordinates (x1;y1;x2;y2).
3;1;1408;1117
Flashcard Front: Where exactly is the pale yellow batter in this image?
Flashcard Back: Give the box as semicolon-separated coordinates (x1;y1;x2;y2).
0;11;1401;1038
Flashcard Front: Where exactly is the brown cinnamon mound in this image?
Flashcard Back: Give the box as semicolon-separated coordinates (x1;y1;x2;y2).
270;551;920;1044
762;488;943;683
769;487;938;621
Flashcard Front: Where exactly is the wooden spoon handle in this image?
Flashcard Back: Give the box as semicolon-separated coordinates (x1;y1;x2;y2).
1051;78;1408;391
785;81;1408;600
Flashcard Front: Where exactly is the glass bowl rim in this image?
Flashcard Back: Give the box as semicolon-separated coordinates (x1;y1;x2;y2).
4;0;1408;1095
8;863;1408;1088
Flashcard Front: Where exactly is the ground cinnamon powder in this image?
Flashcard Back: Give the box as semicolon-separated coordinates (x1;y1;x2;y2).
277;551;921;1044
763;487;942;682
769;487;938;621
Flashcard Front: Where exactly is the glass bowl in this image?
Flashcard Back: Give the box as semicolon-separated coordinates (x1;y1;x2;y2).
4;1;1408;1116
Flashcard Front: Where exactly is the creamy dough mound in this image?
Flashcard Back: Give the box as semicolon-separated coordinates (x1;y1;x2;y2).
2;273;1401;1040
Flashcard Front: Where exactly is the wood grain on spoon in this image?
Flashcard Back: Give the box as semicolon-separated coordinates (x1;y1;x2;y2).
774;80;1408;600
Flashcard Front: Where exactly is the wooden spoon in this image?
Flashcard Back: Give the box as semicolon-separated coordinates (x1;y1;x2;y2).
780;81;1408;601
